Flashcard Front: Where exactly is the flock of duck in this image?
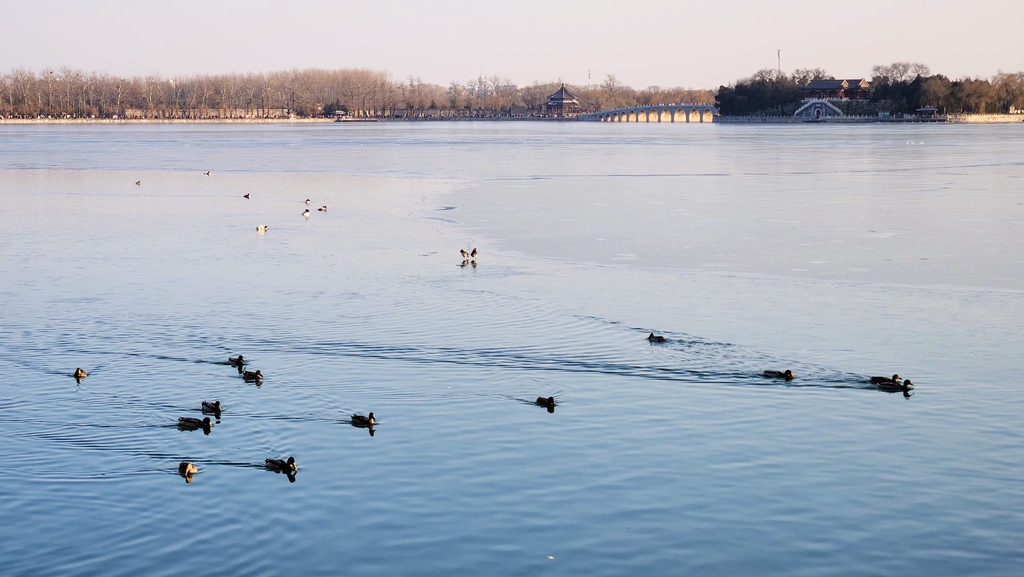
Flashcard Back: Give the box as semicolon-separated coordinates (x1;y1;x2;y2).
251;196;329;234
646;332;916;394
459;248;479;268
73;352;375;484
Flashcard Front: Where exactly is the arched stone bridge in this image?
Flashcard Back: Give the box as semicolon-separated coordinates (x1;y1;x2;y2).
581;104;718;123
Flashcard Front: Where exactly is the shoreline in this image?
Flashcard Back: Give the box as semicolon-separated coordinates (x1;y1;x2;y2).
3;114;1022;126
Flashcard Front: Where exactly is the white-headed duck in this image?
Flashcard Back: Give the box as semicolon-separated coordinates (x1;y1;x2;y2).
265;456;297;472
763;369;795;381
256;225;267;233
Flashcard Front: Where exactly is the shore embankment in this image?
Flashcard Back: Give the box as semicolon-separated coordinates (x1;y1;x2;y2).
716;114;1024;124
0;117;337;125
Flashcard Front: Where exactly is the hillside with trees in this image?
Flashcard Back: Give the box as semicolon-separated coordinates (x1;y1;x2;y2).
716;62;1024;116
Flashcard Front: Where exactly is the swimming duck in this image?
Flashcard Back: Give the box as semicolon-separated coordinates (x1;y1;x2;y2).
318;205;328;212
135;180;141;186
242;369;263;382
73;367;88;379
201;400;222;414
244;193;250;199
648;332;667;343
256;225;268;233
178;461;197;482
305;198;312;205
878;379;915;392
178;416;213;431
470;248;478;259
302;209;310;218
763;369;795;381
228;355;246;367
351;412;375;427
265;456;297;472
460;249;470;259
204;171;210;176
535;396;556;408
870;374;902;385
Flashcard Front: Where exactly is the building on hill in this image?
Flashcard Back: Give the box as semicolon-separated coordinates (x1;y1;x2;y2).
544;84;581;117
800;79;871;100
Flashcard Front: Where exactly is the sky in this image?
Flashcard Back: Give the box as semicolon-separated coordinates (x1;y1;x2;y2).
2;0;1023;89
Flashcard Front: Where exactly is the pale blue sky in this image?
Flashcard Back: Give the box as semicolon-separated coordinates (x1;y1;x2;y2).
3;0;1022;88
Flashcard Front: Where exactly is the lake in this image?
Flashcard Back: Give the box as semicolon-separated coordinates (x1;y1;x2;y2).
0;121;1022;576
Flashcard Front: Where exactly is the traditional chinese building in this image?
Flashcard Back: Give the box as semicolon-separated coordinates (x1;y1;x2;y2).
800;79;871;100
544;84;581;117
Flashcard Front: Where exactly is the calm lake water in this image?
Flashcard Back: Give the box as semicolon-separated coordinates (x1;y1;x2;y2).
1;122;1022;576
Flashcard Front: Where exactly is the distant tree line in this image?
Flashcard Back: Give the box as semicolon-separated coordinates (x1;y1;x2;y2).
716;62;1024;116
0;67;714;120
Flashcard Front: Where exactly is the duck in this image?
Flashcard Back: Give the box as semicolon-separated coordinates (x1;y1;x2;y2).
204;171;211;176
870;374;902;385
351;412;375;427
460;249;470;259
242;369;263;382
178;461;197;482
535;396;556;408
256;225;267;233
305;198;312;206
470;248;478;259
647;332;667;343
244;193;250;199
178;416;213;431
135;180;141;186
265;456;297;472
763;369;795;381
201;400;222;414
878;379;915;392
228;355;246;367
73;367;88;379
318;205;328;212
302;209;311;218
